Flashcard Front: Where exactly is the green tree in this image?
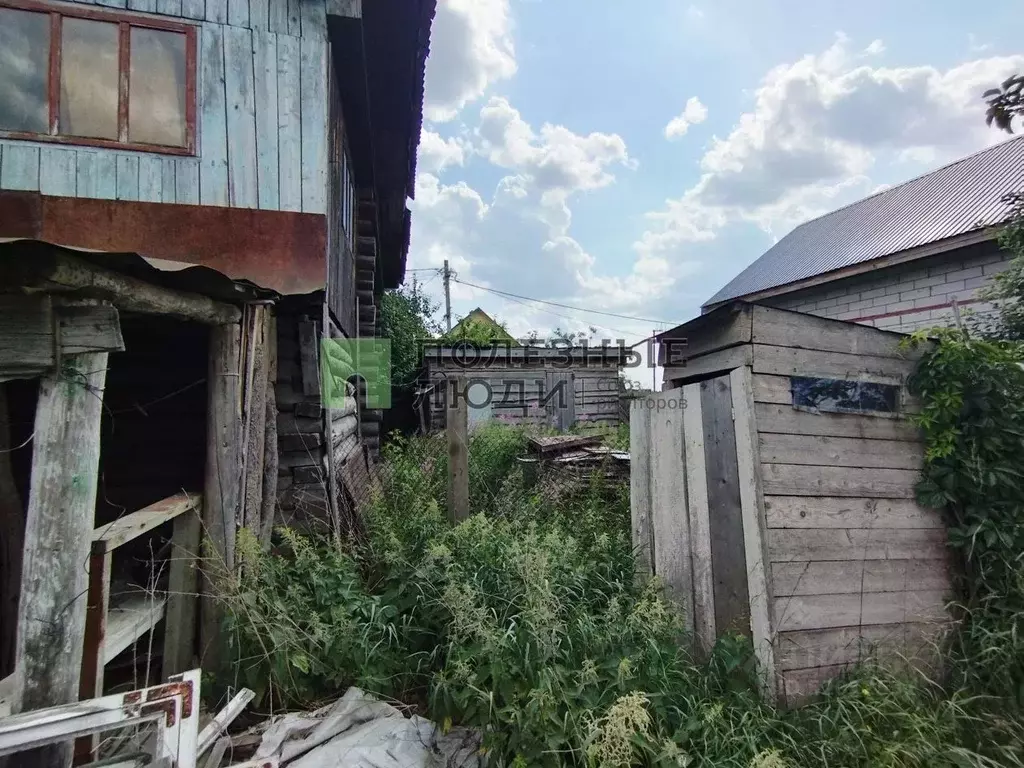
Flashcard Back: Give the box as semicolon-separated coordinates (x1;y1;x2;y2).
439;315;517;344
378;283;440;385
978;75;1024;339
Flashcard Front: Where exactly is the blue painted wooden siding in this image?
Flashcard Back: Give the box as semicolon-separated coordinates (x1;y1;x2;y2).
0;0;330;214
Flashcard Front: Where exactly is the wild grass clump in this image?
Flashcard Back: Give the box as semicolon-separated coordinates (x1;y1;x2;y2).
223;390;1024;765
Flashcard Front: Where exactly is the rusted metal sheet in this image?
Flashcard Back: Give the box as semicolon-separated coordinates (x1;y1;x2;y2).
0;192;327;296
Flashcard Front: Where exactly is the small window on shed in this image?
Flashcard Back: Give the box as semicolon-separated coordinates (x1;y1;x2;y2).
791;376;899;415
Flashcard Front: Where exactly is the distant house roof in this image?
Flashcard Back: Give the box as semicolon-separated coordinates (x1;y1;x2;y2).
448;307;520;345
704;135;1024;308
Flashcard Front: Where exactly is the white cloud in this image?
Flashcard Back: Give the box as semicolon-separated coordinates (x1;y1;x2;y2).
636;36;1024;266
664;96;708;140
423;0;516;122
417;131;468;174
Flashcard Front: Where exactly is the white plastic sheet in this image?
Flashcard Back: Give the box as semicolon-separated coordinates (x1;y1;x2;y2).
252;688;481;768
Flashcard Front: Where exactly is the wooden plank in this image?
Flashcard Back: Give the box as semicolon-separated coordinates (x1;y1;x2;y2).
115;155;140;201
253;29;280;209
13;352;107;768
0;295;55;379
161;156;177;202
701;374;750;637
56;302;124;355
752;374;790;405
250;0;269;28
76;152;116;199
298;320;321;397
751;305;922;359
128;0;157;12
138;155;164;202
241;306;270;535
286;0;301;35
774;590;949;632
224;26;259;208
629;400;653;578
299;0;326;37
782;664;848;704
664;344;752;386
767;528;949;563
103;596;167;664
299;37;328;213
682;382;715;654
202;323;242;673
776;622;948;672
730;365;776;701
754;403;921;441
752;344;914;383
92;492;201;554
447;377;469;523
326;0;360;16
764;496;944;530
206;0;227;22
650;399;692;632
0;388;21;683
181;0;204;19
759;433;922;470
544;371;576;432
163;508;201;678
659;304;752;365
277;34;302;211
175;158;200;204
228;0;249;26
772;558;952;598
39;147;77;196
269;0;289;33
157;0;182;16
0;143;39;191
78;551;111;700
0;674;14;718
761;464;920;498
200;24;229;206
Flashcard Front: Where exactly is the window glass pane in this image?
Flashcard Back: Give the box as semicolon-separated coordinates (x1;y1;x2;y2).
129;27;186;146
791;376;899;415
0;9;50;133
60;18;119;140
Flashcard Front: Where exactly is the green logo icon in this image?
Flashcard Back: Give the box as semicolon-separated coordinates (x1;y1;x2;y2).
320;337;392;409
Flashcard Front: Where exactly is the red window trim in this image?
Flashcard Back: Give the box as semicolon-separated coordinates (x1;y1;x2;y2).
0;0;197;156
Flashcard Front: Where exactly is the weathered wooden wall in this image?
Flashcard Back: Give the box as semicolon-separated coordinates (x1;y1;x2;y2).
425;360;623;431
0;0;330;215
747;309;950;705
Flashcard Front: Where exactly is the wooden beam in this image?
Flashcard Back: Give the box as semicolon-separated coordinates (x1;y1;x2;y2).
730;365;777;703
0;385;23;679
201;324;242;676
0;250;240;325
682;382;715;656
162;507;201;679
629;400;653;578
91;492;202;554
447;378;469;524
13;352;108;767
241;306;271;536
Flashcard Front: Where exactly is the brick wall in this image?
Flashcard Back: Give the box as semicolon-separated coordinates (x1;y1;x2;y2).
763;241;1011;333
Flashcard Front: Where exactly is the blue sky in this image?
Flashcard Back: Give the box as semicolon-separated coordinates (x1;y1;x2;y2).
408;0;1024;377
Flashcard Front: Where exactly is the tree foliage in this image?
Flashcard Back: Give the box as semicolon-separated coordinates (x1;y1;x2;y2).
378;283;440;386
985;74;1024;133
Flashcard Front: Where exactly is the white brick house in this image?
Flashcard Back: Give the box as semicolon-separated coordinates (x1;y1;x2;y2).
705;137;1024;333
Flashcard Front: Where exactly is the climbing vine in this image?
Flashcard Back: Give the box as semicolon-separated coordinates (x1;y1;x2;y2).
907;328;1024;705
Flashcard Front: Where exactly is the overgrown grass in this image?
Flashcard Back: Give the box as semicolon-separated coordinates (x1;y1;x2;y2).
223;409;1024;766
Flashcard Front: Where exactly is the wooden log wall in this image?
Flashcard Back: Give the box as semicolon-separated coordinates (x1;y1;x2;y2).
746;309;950;705
275;300;368;536
0;0;332;214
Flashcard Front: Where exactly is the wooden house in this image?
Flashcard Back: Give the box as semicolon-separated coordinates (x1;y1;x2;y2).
0;0;434;752
632;302;951;705
421;345;630;432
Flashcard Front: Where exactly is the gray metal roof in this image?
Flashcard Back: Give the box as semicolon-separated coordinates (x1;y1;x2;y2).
704;135;1024;307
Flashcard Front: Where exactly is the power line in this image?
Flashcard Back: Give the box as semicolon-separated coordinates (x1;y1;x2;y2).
451;277;679;326
461;280;639;339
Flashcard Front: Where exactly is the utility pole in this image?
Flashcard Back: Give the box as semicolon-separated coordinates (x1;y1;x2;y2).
652;328;657;391
443;259;452;333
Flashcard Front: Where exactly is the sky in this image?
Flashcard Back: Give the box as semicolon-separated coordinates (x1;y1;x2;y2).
407;0;1024;382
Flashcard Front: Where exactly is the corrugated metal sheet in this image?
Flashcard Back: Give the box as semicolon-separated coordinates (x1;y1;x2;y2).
704;136;1024;307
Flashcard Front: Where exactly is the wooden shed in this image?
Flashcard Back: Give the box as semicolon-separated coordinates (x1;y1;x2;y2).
632;302;951;705
421;345;630;432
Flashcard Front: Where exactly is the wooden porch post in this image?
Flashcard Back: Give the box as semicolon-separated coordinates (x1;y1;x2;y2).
201;323;242;677
13;352;108;768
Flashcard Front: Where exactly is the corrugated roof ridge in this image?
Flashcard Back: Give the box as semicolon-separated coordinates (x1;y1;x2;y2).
785;134;1024;234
